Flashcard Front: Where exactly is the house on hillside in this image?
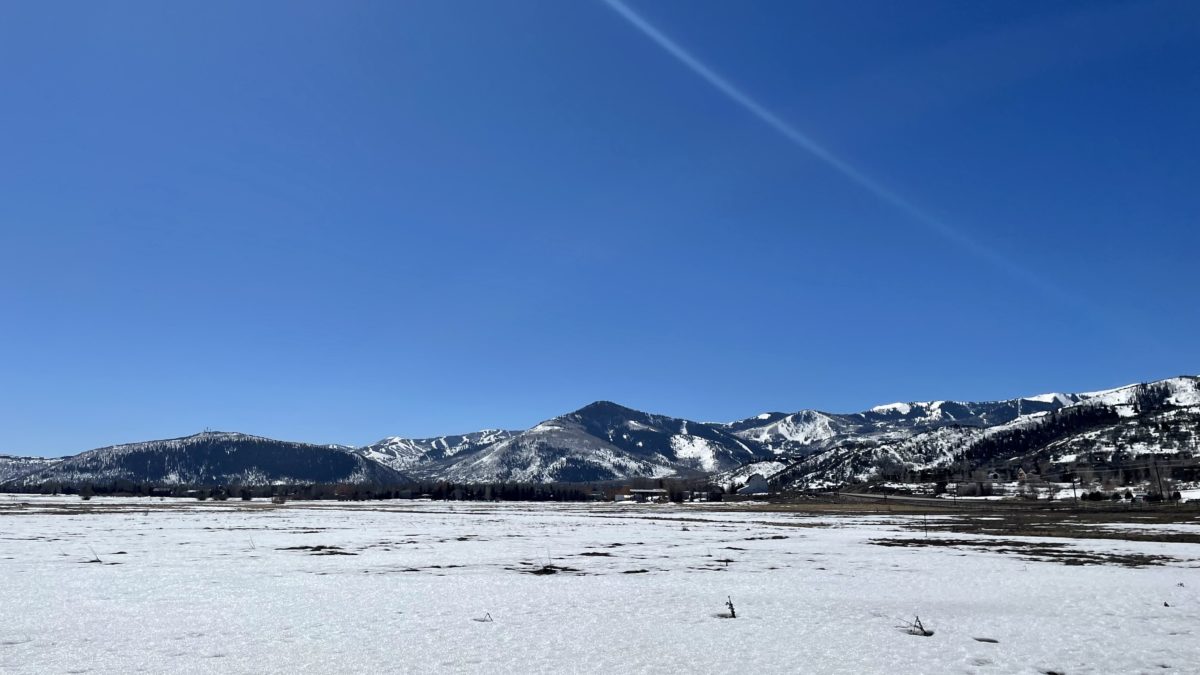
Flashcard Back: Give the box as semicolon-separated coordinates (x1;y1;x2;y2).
737;474;770;496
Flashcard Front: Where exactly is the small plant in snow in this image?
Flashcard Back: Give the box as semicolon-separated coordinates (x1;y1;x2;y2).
899;615;934;636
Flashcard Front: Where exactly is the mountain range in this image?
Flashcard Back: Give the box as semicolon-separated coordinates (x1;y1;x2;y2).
2;375;1197;490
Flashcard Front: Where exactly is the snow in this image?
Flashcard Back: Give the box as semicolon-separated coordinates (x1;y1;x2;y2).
756;413;772;420
1023;393;1073;405
753;414;838;446
870;402;913;415
361;430;517;472
713;460;788;487
670;435;717;471
1076;383;1140;404
2;496;1198;674
1073;377;1200;408
1165;378;1200;407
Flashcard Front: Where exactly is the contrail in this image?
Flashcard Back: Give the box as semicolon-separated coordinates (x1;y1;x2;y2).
600;0;1074;304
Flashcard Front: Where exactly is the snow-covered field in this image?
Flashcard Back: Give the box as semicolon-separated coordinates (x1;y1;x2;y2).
2;495;1198;674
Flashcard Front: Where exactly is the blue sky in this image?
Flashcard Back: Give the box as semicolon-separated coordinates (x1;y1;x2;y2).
2;0;1197;455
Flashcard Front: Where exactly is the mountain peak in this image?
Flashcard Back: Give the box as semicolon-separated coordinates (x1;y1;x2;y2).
869;402;916;415
187;430;253;439
570;400;642;417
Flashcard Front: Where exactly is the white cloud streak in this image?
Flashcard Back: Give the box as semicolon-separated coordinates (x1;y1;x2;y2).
600;0;1075;304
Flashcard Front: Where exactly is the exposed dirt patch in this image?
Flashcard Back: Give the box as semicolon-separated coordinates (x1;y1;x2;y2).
871;537;1178;567
515;563;583;576
277;545;356;556
903;511;1200;544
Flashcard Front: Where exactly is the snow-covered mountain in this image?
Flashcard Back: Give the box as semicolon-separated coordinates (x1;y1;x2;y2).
5;431;409;488
724;395;1080;457
765;376;1200;488
427;401;760;483
354;430;516;476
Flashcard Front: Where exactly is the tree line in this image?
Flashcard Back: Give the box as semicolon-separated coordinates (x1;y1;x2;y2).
2;476;723;502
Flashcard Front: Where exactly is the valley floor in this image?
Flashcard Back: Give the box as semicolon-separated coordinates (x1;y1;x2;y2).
1;495;1198;674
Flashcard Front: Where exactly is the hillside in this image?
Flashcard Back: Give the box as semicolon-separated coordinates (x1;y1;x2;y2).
5;432;409;488
0;455;62;485
766;377;1200;489
355;430;516;477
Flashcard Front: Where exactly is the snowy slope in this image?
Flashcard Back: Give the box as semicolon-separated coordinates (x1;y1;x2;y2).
1075;376;1200;408
723;410;846;454
355;430;516;475
772;376;1200;488
0;455;63;484
725;396;1077;457
712;460;790;489
1040;407;1200;463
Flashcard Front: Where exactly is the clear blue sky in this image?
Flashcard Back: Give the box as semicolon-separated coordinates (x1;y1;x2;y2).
2;1;1197;456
